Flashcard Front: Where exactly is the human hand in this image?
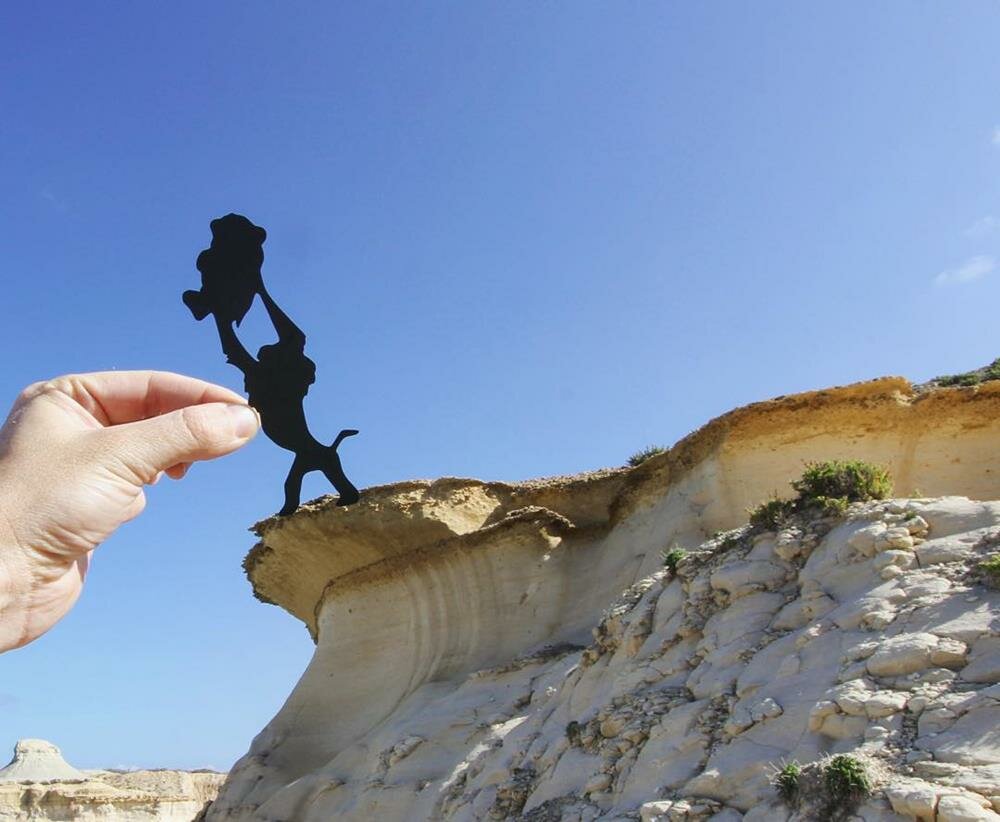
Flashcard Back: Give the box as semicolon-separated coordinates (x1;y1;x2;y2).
0;371;259;652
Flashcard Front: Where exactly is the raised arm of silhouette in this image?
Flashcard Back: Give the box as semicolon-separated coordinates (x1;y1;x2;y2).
258;285;306;349
214;314;256;373
185;213;360;515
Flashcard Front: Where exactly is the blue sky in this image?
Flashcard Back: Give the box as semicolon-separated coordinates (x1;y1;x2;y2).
2;3;1000;770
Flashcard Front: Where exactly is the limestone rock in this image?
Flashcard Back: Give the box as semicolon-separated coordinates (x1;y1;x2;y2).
964;637;1000;684
936;793;999;821
0;739;85;783
200;376;1000;821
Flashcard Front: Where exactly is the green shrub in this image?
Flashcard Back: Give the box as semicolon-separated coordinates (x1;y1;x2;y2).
935;357;1000;387
748;460;892;532
749;497;796;530
661;547;687;574
773;761;801;804
938;371;982;387
979;554;1000;588
823;755;871;808
792;460;893;504
628;445;666;467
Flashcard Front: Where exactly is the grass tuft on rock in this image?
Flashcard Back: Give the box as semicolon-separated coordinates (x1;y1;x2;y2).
773;761;801;804
823;755;871;810
979;554;1000;588
661;547;687;575
564;721;581;746
749;497;796;530
628;445;666;467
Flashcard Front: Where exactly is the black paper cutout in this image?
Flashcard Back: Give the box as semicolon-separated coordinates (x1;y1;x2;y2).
184;214;360;514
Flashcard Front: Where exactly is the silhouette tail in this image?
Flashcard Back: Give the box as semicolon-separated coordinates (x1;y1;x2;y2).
325;431;361;506
330;429;359;450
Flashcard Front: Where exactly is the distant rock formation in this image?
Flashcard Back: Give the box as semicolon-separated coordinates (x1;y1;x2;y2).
0;738;225;821
199;376;1000;821
0;739;85;783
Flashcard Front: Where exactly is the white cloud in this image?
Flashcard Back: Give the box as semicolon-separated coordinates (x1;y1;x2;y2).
934;254;996;286
965;215;1000;237
993;126;1000;146
38;187;69;212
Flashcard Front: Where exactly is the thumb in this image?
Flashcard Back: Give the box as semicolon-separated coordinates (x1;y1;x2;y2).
98;402;260;483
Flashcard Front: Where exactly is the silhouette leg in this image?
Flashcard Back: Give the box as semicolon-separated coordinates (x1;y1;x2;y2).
280;456;307;516
322;451;360;506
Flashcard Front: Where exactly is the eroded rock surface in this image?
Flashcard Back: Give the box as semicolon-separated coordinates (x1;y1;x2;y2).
204;378;1000;821
0;740;85;783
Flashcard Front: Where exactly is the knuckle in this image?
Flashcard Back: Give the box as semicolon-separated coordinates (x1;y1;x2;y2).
18;378;61;403
125;490;148;521
16;382;44;403
178;405;228;451
16;373;85;406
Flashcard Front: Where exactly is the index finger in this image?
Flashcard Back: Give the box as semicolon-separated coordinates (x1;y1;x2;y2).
22;371;246;426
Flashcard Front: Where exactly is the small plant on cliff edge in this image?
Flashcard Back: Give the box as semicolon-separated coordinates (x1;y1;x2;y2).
823;755;871;810
937;370;983;387
935;357;1000;387
661;547;687;575
772;760;801;804
628;445;666;467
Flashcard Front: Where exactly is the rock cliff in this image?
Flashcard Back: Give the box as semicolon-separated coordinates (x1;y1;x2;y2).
204;377;1000;821
0;739;225;821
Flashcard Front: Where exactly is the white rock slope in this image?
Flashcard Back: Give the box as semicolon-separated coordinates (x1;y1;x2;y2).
209;498;1000;821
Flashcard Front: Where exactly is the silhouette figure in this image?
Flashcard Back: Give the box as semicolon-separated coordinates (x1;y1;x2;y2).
183;214;360;515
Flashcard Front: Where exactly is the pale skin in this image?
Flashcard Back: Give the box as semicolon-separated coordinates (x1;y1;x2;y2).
0;371;259;653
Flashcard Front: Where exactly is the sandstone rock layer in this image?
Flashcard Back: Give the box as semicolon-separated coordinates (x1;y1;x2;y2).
0;739;225;822
205;377;1000;821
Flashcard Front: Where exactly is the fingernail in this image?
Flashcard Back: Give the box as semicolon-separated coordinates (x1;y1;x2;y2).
226;403;260;439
